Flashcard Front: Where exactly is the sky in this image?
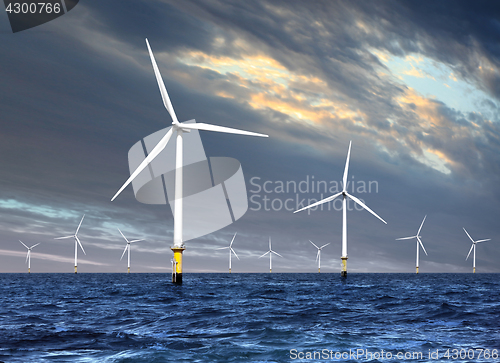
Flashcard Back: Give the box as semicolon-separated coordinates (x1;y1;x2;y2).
1;0;500;274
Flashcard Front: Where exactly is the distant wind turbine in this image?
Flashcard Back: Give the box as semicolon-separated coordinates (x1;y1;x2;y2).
259;237;282;273
111;39;268;284
19;240;40;273
309;240;330;273
396;215;428;274
55;214;86;273
464;228;491;273
118;228;144;273
216;233;239;273
294;141;387;277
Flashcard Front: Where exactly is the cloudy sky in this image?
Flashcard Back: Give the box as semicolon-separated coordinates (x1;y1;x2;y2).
1;0;500;274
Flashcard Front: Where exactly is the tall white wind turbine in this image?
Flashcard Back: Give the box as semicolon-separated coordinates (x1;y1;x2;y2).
111;39;268;283
19;240;40;273
216;233;239;273
55;214;86;273
118;228;144;273
259;237;282;273
309;240;330;273
396;215;428;274
464;228;491;273
294;141;387;277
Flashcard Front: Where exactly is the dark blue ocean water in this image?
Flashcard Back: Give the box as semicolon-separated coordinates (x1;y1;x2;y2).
0;273;499;363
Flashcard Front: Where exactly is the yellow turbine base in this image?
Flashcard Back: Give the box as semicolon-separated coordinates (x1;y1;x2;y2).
127;267;130;274
416;266;419;274
171;247;185;283
229;268;231;274
473;267;476;274
74;266;77;274
318;267;320;273
341;257;347;277
28;268;30;274
270;269;272;273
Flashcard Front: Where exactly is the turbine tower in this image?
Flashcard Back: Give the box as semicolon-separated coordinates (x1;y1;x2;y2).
216;233;239;273
310;240;330;273
396;215;428;274
111;39;268;284
464;228;491;273
259;237;282;273
118;228;144;273
294;141;387;277
19;240;40;273
55;214;86;273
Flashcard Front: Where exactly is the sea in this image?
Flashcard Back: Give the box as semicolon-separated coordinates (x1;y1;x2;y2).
0;273;499;363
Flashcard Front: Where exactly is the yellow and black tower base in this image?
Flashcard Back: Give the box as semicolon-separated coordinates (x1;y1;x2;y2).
171;247;185;284
341;257;347;277
74;266;77;274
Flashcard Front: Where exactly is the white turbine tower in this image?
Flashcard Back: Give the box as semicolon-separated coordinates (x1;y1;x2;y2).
55;214;86;273
111;39;268;284
118;228;144;274
464;228;491;273
19;240;40;273
309;240;330;273
259;237;282;273
216;233;239;273
294;141;387;277
396;215;428;274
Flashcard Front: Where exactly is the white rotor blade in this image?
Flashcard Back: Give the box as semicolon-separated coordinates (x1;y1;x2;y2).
75;215;85;235
309;240;319;249
346;192;387;224
475;239;491;243
111;127;173;201
466;244;474;260
130;239;144;243
55;235;74;240
216;246;229;250
342;141;352;191
75;236;86;255
463;228;475;243
145;38;179;124
417;236;428;256
294;192;343;214
271;250;283;258
229;232;237;248
179;122;268;138
117;228;129;243
120;244;128;260
396;236;416;241
258;251;270;258
231;248;240;260
417;215;427;235
19;240;29;249
30;243;40;249
319;243;330;249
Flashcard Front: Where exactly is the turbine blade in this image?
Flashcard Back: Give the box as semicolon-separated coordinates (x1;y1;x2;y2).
179;122;268;138
294;192;342;214
111;127;174;201
75;236;86;255
231;248;240;260
75;215;85;235
216;246;229;250
309;240;319;249
417;236;428;256
475;239;491;243
269;237;271;251
55;235;74;240
320;243;330;249
396;236;416;241
120;245;128;260
466;244;474;260
229;232;237;248
271;250;283;258
417;215;427;235
463;228;475;243
117;228;129;243
145;38;179;124
30;243;40;249
258;251;270;258
346;192;387;224
19;240;28;249
130;239;144;243
342;141;352;191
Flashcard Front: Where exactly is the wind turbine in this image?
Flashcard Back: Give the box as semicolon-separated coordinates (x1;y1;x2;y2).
55;214;86;273
111;39;268;284
464;228;491;273
19;240;40;273
259;237;282;273
294;141;387;277
396;215;428;274
309;240;330;273
118;228;144;273
216;232;239;273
